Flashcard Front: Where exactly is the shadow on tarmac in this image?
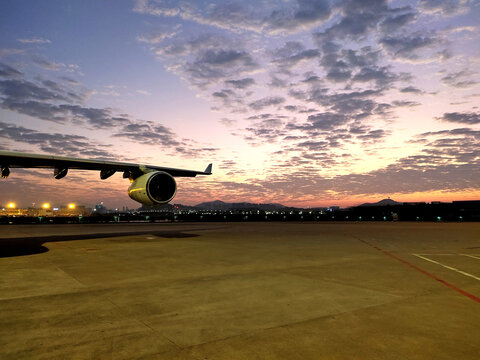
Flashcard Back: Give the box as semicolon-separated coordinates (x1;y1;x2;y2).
0;231;200;258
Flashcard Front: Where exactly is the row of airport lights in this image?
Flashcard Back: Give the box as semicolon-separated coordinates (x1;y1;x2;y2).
5;202;76;209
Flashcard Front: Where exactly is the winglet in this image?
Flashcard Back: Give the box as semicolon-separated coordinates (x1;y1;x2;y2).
204;163;213;174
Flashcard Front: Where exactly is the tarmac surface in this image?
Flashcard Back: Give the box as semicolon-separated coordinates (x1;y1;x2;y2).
1;222;479;359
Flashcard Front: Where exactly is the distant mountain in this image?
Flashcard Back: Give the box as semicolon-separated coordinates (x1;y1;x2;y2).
357;198;402;207
194;200;286;211
195;200;231;210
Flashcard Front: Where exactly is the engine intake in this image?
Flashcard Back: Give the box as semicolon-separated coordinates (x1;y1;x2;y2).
128;171;177;205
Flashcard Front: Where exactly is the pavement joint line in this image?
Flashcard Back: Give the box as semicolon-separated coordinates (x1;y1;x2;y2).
354;237;480;304
412;254;480;282
47;259;87;287
103;296;184;350
176;293;428;351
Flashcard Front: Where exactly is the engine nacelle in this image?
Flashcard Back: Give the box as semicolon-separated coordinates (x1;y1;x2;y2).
128;171;177;206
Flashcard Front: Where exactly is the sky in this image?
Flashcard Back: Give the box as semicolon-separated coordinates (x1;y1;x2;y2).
0;0;479;209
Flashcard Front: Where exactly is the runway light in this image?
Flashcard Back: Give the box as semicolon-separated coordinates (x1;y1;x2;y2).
7;202;16;208
42;203;50;209
68;203;76;209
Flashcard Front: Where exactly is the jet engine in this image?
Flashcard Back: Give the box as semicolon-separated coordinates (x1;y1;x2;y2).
128;171;177;206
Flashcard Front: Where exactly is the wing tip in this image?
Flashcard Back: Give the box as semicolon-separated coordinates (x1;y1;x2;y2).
204;163;213;174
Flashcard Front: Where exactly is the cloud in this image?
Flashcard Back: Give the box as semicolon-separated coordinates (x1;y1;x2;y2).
313;0;389;43
224;77;255;89
437;112;480;125
245;118;287;142
0;75;119;125
400;86;424;94
31;55;80;73
264;0;332;33
288;112;349;131
268;74;289;88
59;76;80;85
285;85;393;137
379;32;441;60
357;129;389;141
271;41;319;69
188;48;257;86
154;33;259;89
0;78;81;103
326;69;351;82
317;44;400;87
0;100;67;123
113;121;219;157
420;128;480;138
441;69;478;88
129;0;478;199
211;88;245;109
31;56;63;71
1;98;130;127
379;11;417;33
219;118;237;127
351;66;398;86
136;25;179;44
212;89;235;98
392;100;421;107
0;121;114;158
0;62;23;78
61;105;131;128
249;126;480;201
418;0;468;15
17;37;51;44
314;14;378;42
296;140;329;152
248;96;285;110
0;48;24;58
311;89;384;116
135;0;332;35
0;62;216;157
198;49;252;66
135;0;430;130
247;113;287;120
113;121;180;147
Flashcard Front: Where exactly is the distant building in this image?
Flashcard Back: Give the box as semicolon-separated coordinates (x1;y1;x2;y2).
93;202;107;214
1;205;90;217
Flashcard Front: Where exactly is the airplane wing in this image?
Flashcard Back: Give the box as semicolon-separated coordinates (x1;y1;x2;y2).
0;150;212;179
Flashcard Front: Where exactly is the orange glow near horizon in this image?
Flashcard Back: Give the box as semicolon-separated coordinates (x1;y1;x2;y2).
303;190;480;208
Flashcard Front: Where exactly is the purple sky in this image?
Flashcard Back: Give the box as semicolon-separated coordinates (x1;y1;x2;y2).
1;0;479;208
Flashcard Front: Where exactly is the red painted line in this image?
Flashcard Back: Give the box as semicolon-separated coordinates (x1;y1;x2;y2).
358;238;480;304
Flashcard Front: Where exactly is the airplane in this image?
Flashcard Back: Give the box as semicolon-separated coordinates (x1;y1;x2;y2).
0;150;212;206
